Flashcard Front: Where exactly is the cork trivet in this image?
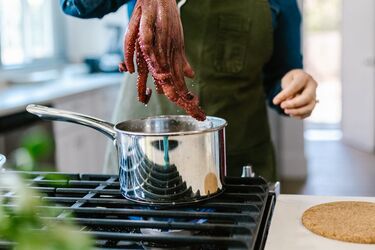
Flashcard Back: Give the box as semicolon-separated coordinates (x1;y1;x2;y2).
302;201;375;244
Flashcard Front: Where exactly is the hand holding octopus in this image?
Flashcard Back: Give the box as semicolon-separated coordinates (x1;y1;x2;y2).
119;0;206;121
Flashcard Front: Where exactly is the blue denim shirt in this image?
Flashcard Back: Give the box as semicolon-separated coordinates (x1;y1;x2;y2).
60;0;302;113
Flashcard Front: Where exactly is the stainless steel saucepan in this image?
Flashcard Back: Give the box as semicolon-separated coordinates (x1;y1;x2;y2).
26;104;227;205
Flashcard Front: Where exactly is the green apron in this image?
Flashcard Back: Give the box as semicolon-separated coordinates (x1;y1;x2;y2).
105;0;277;181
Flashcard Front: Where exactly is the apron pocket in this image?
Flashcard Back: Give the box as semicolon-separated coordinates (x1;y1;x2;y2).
213;15;251;76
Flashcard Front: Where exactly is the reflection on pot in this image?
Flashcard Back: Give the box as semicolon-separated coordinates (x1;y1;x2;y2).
150;138;180;152
119;137;195;203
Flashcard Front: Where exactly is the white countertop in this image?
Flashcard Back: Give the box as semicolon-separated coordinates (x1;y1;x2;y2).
265;194;375;250
0;73;123;117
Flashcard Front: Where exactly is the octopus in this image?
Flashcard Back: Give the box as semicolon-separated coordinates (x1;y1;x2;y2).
119;0;206;121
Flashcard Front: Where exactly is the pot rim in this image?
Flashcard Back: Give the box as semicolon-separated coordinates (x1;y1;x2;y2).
114;115;227;136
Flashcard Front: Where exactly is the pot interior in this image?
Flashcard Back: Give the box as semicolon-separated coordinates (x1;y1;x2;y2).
115;116;227;136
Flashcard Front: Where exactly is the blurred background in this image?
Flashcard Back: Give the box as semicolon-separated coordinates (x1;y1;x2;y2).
0;0;374;196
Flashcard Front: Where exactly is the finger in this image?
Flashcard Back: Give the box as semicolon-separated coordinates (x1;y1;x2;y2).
124;6;141;73
291;112;311;120
280;82;316;109
285;101;316;117
301;113;311;119
136;40;152;104
273;77;306;105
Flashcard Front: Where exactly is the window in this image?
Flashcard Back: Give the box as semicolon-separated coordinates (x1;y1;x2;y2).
0;0;56;67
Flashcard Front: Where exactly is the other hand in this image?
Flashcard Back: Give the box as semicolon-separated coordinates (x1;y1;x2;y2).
273;69;318;119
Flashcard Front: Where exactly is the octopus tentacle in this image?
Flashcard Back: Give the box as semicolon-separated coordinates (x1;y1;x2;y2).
136;39;152;104
154;80;164;94
119;0;206;121
182;54;195;78
161;83;205;121
118;62;127;73
124;6;141;73
138;11;173;84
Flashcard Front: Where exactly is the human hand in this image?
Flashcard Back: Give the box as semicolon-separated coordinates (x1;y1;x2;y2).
120;0;206;121
273;69;318;119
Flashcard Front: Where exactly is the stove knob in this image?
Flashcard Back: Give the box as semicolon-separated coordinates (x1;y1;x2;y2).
241;165;255;178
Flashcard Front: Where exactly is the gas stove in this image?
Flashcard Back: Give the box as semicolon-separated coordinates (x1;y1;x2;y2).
0;171;277;250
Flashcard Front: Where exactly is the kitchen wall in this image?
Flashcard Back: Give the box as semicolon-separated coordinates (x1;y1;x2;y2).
61;4;128;63
0;3;127;83
341;0;375;153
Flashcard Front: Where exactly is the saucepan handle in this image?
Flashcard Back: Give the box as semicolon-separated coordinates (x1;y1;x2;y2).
26;104;116;140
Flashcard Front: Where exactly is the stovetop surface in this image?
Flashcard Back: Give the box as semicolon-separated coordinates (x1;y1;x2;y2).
0;171;273;250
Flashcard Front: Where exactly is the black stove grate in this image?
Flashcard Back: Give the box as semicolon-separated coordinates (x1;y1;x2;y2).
0;171;274;250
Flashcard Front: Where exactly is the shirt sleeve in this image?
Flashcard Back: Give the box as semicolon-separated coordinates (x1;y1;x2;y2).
263;0;303;114
60;0;129;19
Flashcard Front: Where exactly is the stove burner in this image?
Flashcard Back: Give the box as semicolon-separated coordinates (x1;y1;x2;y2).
132;207;214;246
140;226;193;250
130;207;213;224
131;207;214;249
0;172;274;250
